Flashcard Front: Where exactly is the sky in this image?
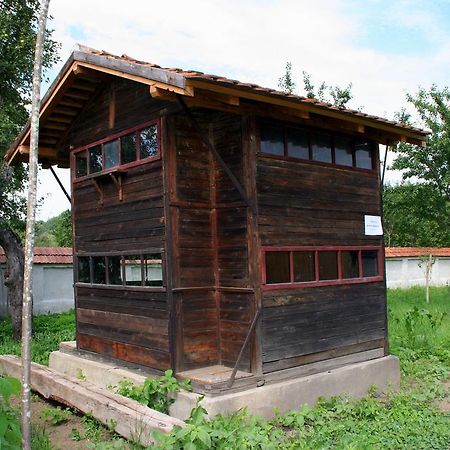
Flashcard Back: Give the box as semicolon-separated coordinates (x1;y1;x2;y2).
37;0;450;220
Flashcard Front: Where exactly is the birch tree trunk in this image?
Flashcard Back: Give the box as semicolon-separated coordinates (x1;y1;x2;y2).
21;0;51;448
425;253;432;304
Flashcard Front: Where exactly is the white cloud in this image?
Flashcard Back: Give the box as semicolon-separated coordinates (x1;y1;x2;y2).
37;0;450;219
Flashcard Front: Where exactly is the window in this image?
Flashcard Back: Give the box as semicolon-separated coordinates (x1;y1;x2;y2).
259;123;375;171
265;251;290;284
287;128;309;159
263;246;382;289
73;121;160;179
260;124;284;156
76;252;163;288
312;134;332;163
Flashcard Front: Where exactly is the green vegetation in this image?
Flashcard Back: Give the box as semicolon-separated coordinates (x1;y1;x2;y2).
114;370;191;414
35;210;72;247
154;287;450;449
31;425;53;450
0;376;21;449
0;311;75;365
278;61;353;108
40;406;73;426
383;183;450;247
0;289;448;448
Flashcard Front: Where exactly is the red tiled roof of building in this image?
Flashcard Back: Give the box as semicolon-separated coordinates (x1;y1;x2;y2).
385;247;450;258
0;247;72;264
77;46;428;136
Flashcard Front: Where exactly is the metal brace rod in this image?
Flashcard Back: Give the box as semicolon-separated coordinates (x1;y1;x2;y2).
49;165;71;203
381;145;389;187
176;95;256;215
227;308;261;388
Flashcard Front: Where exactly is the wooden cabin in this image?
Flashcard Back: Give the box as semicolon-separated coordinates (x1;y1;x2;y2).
6;45;428;391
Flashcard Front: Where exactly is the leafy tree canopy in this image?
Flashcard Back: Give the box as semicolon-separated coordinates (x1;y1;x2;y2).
391;85;450;200
35;209;72;247
0;0;60;234
383;183;450;248
278;61;353;108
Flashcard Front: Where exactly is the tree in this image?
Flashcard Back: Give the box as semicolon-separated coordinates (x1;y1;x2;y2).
277;62;353;108
278;62;296;94
0;0;59;338
36;209;73;247
391;85;450;200
382;183;450;247
21;1;51;445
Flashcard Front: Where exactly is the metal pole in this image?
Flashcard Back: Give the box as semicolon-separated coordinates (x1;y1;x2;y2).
381;145;389;186
49;165;71;203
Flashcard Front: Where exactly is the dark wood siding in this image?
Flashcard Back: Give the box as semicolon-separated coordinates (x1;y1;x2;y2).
257;154;386;373
214;114;252;370
169;111;253;371
71;79;170;371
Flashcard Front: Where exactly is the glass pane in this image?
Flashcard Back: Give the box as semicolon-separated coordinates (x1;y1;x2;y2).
355;142;373;169
293;251;315;282
104;140;120;169
265;251;290;284
77;257;90;283
287;128;309;159
107;256;122;285
260;125;284;156
143;254;163;286
318;251;338;280
92;256;106;284
342;250;359;279
139;126;158;159
334;137;353;167
121;133;137;164
75;152;88;177
362;250;379;277
89;145;102;173
312;134;332;163
125;255;142;286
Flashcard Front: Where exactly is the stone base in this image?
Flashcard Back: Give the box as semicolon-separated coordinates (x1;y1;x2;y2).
49;342;400;420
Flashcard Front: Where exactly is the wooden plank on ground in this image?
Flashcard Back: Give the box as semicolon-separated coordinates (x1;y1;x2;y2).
0;355;184;446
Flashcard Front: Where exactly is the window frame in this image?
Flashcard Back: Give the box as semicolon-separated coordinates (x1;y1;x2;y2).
261;245;383;290
258;122;376;173
71;119;161;182
75;250;165;292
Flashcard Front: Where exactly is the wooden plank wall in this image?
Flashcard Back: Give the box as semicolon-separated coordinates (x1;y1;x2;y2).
69;79;172;370
170;111;253;372
257;155;386;374
213;114;252;371
171;113;218;370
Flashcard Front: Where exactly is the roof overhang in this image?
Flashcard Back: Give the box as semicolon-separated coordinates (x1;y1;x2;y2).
5;45;429;167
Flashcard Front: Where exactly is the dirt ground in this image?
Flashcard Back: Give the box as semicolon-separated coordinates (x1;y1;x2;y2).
28;395;118;449
438;379;450;413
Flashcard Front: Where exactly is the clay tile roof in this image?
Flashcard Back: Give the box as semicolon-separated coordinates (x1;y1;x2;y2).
73;45;427;137
385;247;450;258
0;247;73;264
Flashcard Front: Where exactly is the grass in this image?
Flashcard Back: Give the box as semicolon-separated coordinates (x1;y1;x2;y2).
0;310;75;365
0;288;448;449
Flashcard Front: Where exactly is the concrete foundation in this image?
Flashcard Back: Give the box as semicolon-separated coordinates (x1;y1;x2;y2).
49;342;400;420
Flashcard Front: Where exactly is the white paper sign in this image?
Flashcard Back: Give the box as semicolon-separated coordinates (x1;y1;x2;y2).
364;215;383;235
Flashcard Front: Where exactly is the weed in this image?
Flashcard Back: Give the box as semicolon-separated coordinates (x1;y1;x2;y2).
0;376;22;449
114;370;191;414
0;311;75;365
81;414;103;442
40;406;73;425
31;425;53;450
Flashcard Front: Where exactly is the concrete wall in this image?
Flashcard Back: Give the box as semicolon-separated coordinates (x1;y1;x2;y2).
0;264;74;317
386;256;450;289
